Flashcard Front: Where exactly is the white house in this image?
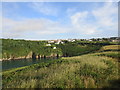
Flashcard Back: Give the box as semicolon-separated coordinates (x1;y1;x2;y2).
46;44;51;46
48;40;55;43
53;47;57;49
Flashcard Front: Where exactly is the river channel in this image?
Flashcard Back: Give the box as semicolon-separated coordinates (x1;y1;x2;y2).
2;58;57;71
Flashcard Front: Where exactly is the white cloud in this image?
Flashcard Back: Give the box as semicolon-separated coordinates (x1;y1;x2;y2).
29;2;58;16
70;11;98;35
92;2;117;27
2;18;69;38
70;11;88;28
71;11;88;25
2;2;118;39
70;2;117;35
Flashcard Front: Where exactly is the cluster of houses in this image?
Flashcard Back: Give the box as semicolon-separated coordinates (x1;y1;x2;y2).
46;39;64;49
45;37;119;49
46;37;119;47
47;39;64;44
47;39;76;44
109;37;120;42
77;37;120;42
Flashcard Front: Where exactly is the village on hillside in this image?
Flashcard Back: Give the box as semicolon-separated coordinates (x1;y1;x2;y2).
47;37;120;45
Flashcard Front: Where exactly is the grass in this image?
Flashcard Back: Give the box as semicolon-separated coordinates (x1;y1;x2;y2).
94;51;120;59
100;45;120;51
2;53;119;88
96;51;120;58
96;45;120;61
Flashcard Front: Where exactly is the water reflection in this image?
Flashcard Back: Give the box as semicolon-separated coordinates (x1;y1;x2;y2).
2;58;56;71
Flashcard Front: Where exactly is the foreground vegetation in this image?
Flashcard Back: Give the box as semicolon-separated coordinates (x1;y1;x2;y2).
2;52;119;88
2;41;119;88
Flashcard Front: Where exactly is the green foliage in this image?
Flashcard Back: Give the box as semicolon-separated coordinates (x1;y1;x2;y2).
75;40;111;45
2;54;119;88
2;40;120;88
2;39;62;59
95;51;120;60
2;39;103;59
57;42;101;57
100;45;120;51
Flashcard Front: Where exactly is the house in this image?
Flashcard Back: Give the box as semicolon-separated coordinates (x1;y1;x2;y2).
61;41;64;44
109;37;120;42
55;39;64;44
53;47;57;49
112;40;120;42
48;40;55;43
55;40;61;44
46;44;51;46
88;39;92;41
68;39;76;42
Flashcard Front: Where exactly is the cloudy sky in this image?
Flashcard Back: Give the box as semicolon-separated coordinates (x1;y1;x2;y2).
2;2;118;40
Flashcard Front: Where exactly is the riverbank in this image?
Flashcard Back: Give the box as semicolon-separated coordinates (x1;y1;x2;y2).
1;55;61;61
2;52;119;88
0;57;29;61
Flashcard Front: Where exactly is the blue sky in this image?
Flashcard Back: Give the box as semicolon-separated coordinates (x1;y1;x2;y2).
2;2;118;40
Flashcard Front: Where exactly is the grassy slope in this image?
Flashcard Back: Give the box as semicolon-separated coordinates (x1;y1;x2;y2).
96;45;120;61
94;51;120;59
2;53;119;88
100;45;120;51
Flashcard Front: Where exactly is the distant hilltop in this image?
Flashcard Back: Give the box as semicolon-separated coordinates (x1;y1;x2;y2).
47;37;120;44
1;37;119;43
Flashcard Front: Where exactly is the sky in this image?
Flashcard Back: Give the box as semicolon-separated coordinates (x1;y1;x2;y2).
2;2;118;40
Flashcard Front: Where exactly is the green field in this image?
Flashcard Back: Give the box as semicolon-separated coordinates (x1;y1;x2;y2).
2;52;119;88
2;43;120;88
100;45;120;51
95;51;120;59
97;45;120;61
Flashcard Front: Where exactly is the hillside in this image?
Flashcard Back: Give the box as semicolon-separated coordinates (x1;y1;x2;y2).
1;39;104;60
2;45;120;88
2;39;62;60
